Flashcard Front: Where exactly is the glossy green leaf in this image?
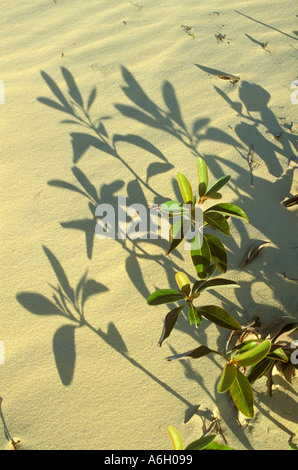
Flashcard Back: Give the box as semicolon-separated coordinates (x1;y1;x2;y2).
191;235;211;274
203;441;234;450
231;339;271;367
158;305;185;347
147;289;185;306
167;426;184;450
233;340;261;352
167;345;220;361
217;363;237;393
185;434;216;450
203;212;230;236
205;203;249;223
198;305;241;331
246;358;274;384
229;368;254;418
188;306;202;326
160;200;185;216
197;157;209;197
177;172;193;204
288;443;298;450
193;278;239;294
205;175;231;196
204;192;222;200
266;347;289;362
204;234;227;273
229;340;261;357
197;263;217;280
166;218;185;255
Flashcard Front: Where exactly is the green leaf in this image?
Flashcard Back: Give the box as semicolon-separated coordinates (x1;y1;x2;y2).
205;203;249;223
205;175;231;196
217;363;237;393
231;339;271;367
246;358;274;384
230;340;261;352
167;345;220;361
158;305;185;346
177;172;193;204
147;289;185;306
266;347;289;362
197;157;209;197
197;263;217;280
203;441;234;450
288;443;298;450
166;217;185;255
198;305;241;331
160;200;185;216
229;368;254;418
167;426;184;450
188;306;202;326
204;234;227;273
185;434;216;450
191;235;211;275
204;192;222;200
203;212;230;236
193;278;239;294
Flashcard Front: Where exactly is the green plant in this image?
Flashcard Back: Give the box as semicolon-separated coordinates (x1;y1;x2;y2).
147;270;241;346
160;157;249;278
167;425;234;450
146;157;297;421
167;321;298;418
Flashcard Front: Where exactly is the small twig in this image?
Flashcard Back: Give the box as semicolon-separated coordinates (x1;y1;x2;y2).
129;1;143;8
0;398;20;450
204;415;228;445
226;317;261;352
282;272;298;282
282;195;298;207
247;143;260;185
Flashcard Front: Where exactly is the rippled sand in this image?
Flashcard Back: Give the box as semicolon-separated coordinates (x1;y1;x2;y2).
0;0;297;450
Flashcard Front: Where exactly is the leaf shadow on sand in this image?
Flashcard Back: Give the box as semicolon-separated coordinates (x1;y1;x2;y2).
35;66;298;447
38;67;174;199
195;65;297;178
114;66;242;158
16;248;207;421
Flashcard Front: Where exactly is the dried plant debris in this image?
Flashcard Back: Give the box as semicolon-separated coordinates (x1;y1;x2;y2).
0;397;21;450
282;271;298;282
53;0;57;3
274;132;283;140
225;317;261;353
181;25;195;38
240;241;270;267
282;195;298;207
284;122;295;133
217;73;240;84
216;33;230;44
261;42;271;53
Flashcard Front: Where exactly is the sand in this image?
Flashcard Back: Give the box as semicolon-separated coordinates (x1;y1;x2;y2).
1;0;297;450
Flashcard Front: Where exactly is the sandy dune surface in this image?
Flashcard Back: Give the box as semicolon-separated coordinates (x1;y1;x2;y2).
0;0;297;450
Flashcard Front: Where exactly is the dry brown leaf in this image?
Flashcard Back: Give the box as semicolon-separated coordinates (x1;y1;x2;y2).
240;241;270;267
217;73;240;82
282;195;298;207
